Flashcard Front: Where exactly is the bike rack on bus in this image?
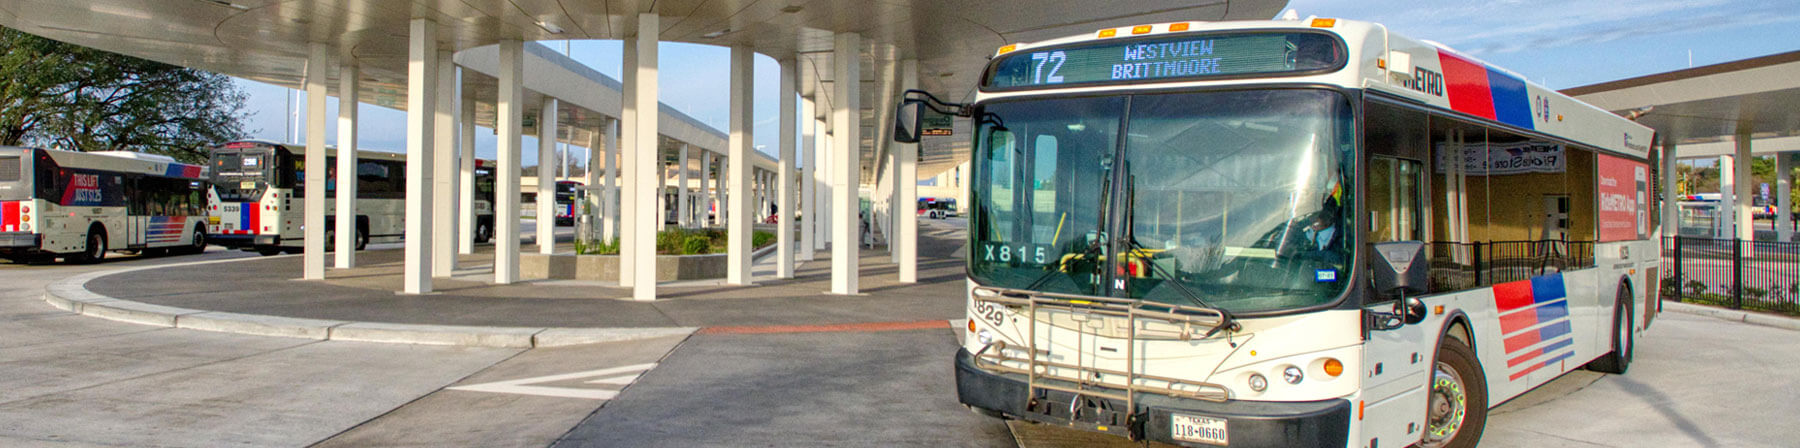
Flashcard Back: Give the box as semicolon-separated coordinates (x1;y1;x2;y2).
969;286;1233;424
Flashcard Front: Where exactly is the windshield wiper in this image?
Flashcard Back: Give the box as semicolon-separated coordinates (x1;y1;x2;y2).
1125;235;1240;336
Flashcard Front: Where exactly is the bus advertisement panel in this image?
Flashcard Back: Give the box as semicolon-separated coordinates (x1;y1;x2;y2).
1597;153;1650;242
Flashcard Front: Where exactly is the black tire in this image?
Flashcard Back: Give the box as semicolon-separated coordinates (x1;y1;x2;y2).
77;229;107;264
476;222;493;243
256;246;283;256
179;230;206;255
1587;284;1635;374
1421;337;1488;448
355;226;369;251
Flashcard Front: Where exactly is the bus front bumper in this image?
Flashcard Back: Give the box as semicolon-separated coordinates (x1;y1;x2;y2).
955;348;1351;448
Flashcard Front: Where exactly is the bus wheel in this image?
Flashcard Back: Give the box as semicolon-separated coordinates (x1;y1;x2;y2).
355;227;368;251
1421;338;1487;448
77;230;107;264
1587;284;1635;374
182;230;207;255
256;247;282;256
476;223;493;243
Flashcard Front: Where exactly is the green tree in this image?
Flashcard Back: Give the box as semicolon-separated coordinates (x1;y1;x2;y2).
0;26;245;163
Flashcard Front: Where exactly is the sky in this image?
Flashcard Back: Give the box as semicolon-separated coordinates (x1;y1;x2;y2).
235;0;1800;166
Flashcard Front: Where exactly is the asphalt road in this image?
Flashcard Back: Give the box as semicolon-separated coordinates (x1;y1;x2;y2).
3;223;1798;447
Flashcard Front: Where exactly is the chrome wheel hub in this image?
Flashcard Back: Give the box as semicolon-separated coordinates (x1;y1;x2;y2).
1423;361;1466;446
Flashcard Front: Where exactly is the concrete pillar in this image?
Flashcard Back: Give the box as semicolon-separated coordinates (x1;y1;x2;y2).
1735;131;1754;241
334;61;358;269
1661;142;1678;239
628;13;660;300
603;117;619;243
818;127;832;249
778;59;798;278
830;33;861;295
402;19;438;294
1779;152;1795;242
657;152;669;232
585;131;602;241
619;36;638;287
538;99;558;254
779;61;796;275
896;59;918;283
458;77;477;254
1718;155;1735;239
678;143;691;228
727;45;755;285
303;42;329;280
433;49;459;277
494;39;524;284
799;95;816;261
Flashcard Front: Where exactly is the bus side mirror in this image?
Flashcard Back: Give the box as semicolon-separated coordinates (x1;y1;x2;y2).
894;99;924;144
1371;241;1428;298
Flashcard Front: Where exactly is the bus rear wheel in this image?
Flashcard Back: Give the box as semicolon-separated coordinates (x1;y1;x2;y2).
256;246;283;256
178;230;206;255
76;230;107;264
1421;337;1487;448
1587;283;1635;374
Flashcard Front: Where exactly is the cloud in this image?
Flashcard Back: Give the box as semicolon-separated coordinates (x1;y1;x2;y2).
1286;0;1800;55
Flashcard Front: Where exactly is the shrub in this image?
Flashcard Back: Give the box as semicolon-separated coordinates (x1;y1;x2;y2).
681;236;712;255
656;229;688;253
752;230;775;248
580;238;619;255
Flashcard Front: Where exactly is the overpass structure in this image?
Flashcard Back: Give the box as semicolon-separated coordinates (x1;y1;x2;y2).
0;0;1286;299
1568;51;1800;242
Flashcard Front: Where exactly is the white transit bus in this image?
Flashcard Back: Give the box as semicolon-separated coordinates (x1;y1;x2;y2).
0;147;210;263
206;140;497;255
897;18;1661;448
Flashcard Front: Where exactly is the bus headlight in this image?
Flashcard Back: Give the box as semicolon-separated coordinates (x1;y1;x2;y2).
976;329;994;345
1247;373;1268;392
20;222;30;232
1283;366;1304;384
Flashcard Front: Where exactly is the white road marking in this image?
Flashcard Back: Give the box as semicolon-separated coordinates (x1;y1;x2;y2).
446;363;657;400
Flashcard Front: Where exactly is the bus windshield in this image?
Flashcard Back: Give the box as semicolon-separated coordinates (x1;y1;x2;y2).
969;89;1355;314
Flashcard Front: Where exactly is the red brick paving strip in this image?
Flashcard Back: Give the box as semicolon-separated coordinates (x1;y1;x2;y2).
698;319;950;335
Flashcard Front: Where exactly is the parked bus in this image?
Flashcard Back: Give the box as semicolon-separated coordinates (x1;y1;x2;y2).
206;140;496;256
897;18;1661;448
555;180;584;226
1;147;210;263
918;197;958;219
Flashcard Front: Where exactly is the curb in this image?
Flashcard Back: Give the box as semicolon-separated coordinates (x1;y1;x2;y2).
43;257;698;348
1663;301;1800;331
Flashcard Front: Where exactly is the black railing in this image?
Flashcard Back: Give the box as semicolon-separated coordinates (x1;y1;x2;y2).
1662;236;1800;314
1428;240;1595;292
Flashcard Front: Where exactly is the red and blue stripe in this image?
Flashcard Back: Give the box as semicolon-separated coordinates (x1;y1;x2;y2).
147;216;188;243
1493;273;1574;381
1438;50;1535;131
163;163;204;179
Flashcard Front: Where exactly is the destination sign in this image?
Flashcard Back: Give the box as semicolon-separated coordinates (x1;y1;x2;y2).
983;32;1342;90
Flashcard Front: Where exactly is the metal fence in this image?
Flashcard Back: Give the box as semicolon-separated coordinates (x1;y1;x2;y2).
1662;236;1800;314
1429;240;1595;292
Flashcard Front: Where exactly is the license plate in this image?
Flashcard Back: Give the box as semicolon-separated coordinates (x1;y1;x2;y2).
241;181;256;189
1171;413;1228;446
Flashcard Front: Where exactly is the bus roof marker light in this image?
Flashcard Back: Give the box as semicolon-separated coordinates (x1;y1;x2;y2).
1097;29;1117;38
997;44;1017;55
1310;18;1336;28
1170;23;1190;32
1131;25;1153;35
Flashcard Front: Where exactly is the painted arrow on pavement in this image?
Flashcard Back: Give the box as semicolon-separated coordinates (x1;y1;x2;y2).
447;363;657;400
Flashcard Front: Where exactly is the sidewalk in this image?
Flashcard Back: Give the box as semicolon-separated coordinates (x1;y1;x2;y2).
51;221;973;346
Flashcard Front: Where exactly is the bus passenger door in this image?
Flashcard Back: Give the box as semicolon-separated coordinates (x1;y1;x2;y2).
1360;155;1432;448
